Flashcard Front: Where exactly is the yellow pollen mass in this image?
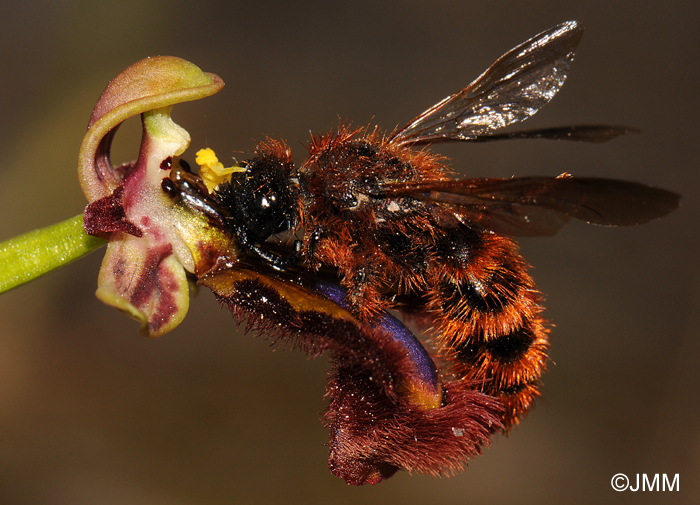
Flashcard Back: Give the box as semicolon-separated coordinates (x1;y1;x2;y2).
195;147;246;193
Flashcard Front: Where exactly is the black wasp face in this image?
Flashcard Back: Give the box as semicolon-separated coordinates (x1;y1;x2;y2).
213;153;301;268
164;152;300;269
216;156;296;241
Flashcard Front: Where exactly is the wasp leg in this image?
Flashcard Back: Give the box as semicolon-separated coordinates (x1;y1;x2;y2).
341;257;388;321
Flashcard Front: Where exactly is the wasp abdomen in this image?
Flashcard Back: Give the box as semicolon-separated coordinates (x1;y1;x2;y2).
424;229;548;426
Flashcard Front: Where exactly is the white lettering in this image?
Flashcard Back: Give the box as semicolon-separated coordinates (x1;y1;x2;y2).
663;474;680;491
616;473;679;492
629;473;640;492
643;473;659;491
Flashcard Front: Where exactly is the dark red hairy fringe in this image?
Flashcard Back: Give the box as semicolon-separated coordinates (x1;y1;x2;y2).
327;369;502;484
199;266;503;484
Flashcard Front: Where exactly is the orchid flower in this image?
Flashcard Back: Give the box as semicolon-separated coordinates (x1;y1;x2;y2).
0;56;503;485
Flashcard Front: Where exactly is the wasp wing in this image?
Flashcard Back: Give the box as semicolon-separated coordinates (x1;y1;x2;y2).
375;177;680;237
465;125;639;143
390;21;584;147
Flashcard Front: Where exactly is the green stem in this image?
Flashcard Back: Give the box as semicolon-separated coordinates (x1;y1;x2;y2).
0;214;106;293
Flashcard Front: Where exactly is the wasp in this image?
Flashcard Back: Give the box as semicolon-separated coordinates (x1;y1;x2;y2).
167;21;678;437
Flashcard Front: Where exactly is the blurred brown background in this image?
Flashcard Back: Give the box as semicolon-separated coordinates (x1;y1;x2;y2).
0;1;697;504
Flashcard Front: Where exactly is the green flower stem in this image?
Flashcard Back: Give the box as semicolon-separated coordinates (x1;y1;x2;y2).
0;214;105;293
